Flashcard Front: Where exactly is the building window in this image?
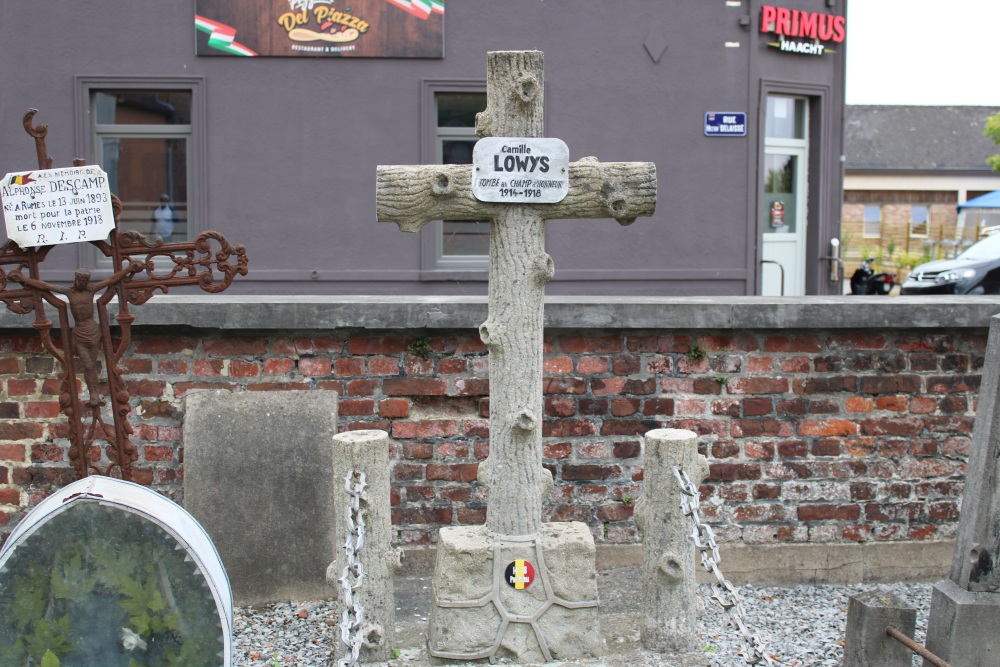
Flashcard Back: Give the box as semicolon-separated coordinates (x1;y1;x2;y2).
76;77;204;268
433;91;488;267
765;96;807;140
910;205;929;237
93;90;191;244
863;205;882;238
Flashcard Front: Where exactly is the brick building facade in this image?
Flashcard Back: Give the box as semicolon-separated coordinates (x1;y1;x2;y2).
842;106;1000;282
841;191;961;278
0;1;849;297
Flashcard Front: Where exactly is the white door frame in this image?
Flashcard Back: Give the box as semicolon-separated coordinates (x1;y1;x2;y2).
761;97;809;296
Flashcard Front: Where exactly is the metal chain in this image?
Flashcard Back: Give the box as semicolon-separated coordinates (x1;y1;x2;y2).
673;466;776;666
338;469;367;667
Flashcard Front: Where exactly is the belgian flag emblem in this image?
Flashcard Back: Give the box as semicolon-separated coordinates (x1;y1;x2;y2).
505;559;535;590
7;173;35;186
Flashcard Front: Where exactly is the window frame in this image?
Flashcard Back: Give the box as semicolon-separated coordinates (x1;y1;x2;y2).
909;204;930;238
764;96;807;141
419;79;489;277
75;76;206;271
863;204;882;239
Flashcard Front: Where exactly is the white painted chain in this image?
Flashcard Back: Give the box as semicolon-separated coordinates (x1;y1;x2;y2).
673;466;776;666
338;469;367;667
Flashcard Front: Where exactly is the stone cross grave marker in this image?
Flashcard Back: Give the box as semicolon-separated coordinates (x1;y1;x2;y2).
377;51;656;662
377;50;656;537
923;313;1000;663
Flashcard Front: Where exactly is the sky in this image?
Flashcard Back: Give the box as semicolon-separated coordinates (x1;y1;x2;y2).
845;0;1000;106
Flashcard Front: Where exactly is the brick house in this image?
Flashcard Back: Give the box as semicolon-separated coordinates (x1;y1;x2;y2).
841;106;1000;280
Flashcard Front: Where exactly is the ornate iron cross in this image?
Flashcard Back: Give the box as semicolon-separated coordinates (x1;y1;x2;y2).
0;109;248;482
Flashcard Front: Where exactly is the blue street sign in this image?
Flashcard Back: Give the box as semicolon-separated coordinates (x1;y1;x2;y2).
704;112;747;137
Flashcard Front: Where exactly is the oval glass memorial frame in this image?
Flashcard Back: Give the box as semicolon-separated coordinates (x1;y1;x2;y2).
0;476;232;667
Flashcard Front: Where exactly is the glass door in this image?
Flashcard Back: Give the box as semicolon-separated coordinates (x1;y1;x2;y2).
760;96;808;296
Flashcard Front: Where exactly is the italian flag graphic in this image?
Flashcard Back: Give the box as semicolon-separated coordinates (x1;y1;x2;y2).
385;0;444;19
195;15;258;56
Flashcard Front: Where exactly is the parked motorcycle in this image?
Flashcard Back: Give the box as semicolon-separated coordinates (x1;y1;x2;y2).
850;258;896;295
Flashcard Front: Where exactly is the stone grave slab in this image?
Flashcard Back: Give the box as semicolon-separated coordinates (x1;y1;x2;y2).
183;389;338;605
0;476;231;666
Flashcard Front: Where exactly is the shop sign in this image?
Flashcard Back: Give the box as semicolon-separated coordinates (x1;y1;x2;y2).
704;112;747;137
195;0;444;58
1;166;116;249
760;4;846;57
472;138;570;204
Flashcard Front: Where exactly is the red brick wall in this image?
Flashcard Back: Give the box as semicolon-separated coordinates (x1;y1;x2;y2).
0;328;984;548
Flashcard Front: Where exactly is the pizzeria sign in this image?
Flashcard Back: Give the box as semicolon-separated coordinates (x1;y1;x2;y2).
195;0;444;58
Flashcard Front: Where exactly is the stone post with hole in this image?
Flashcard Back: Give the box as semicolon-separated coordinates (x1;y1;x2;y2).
326;429;399;664
843;590;916;667
376;50;656;663
634;428;709;665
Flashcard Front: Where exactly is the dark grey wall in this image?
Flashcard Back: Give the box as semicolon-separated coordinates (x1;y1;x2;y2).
0;0;846;296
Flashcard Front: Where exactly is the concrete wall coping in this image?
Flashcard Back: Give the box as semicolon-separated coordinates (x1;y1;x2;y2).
1;295;998;331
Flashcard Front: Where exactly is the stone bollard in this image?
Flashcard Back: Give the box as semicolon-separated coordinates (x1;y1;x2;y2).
326;429;400;664
634;428;709;664
843;589;916;667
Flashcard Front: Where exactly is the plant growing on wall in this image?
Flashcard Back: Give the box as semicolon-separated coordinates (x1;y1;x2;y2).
884;240;896;265
859;244;882;265
0;504;223;667
894;251;925;270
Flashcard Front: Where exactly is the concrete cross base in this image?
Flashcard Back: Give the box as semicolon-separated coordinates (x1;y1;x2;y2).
426;523;604;663
924;579;1000;666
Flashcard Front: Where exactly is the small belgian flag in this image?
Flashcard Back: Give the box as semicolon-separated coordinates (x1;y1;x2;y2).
7;174;35;186
505;559;535;590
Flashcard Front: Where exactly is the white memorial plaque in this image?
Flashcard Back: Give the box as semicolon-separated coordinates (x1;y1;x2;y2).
472;137;569;204
1;165;116;248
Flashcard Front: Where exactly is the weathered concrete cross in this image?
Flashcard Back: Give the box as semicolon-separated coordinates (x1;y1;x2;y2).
923;313;1000;662
377;51;656;536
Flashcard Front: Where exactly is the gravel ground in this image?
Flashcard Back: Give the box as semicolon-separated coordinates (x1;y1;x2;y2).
234;599;340;665
698;582;931;667
232;580;933;666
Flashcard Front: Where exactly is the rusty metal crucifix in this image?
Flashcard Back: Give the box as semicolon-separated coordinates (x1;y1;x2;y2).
0;109;248;482
377;51;656;662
